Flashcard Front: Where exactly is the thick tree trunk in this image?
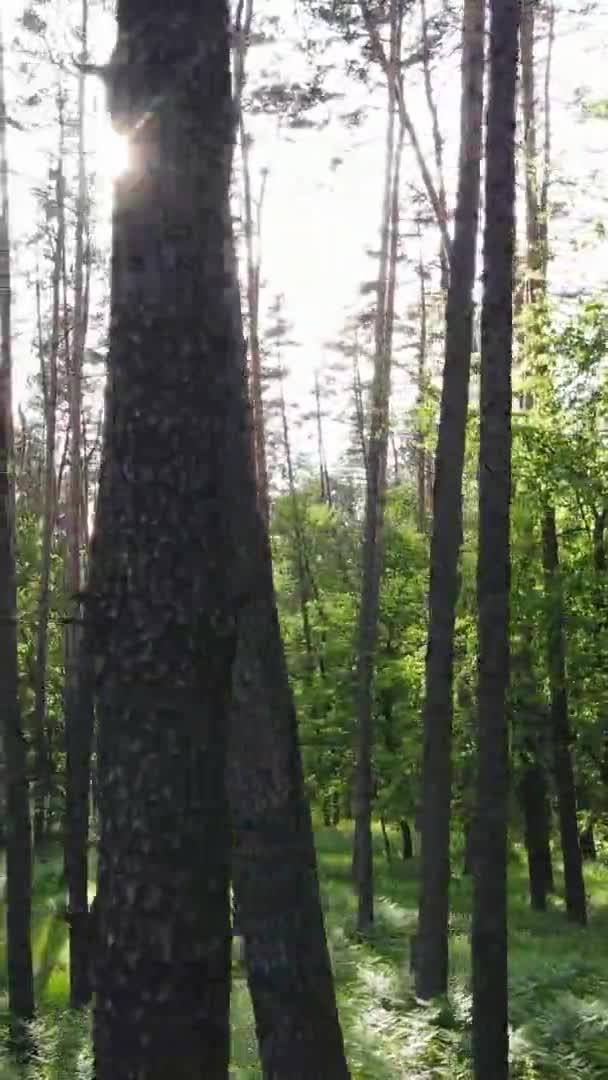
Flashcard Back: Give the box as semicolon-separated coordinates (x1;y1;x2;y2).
0;12;35;1023
89;6;241;1075
471;2;519;1077
541;508;587;925
416;0;484;1001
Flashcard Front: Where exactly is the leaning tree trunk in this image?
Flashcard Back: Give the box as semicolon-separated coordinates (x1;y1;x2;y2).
88;6;243;1076
218;43;350;1080
415;0;485;1000
223;348;349;1076
471;2;519;1077
0;11;35;1025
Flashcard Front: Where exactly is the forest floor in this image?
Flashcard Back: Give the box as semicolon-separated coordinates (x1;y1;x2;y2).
1;824;608;1078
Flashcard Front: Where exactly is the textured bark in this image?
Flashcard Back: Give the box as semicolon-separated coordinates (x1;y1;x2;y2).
471;2;519;1076
0;12;35;1022
541;508;587;925
89;4;239;1075
415;0;485;1000
64;0;93;1006
353;1;403;931
224;339;349;1073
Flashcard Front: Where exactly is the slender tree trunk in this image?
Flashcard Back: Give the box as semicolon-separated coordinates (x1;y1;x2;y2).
416;240;428;532
89;7;241;1075
234;0;270;526
0;12;35;1024
471;2;519;1076
358;0;451;266
380;816;392;863
520;761;553;909
541;508;587;925
353;1;403;932
420;0;449;291
352;339;368;480
32;251;60;846
315;372;332;505
415;0;485;1000
64;0;93;1008
400;819;412;861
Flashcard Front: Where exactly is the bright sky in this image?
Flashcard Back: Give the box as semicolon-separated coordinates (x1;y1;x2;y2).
4;0;608;469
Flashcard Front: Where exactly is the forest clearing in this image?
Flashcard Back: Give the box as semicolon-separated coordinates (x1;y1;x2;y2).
2;0;608;1077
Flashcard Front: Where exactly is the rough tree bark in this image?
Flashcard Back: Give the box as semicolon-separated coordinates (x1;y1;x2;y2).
415;0;485;1000
88;4;241;1075
0;10;35;1024
471;1;519;1076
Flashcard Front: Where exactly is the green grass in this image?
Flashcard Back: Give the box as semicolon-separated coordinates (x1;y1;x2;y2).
2;826;608;1077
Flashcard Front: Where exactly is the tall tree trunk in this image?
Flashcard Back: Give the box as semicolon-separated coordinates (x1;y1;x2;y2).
220;40;350;1080
279;365;314;669
353;0;403;932
32;236;60;847
415;239;428;532
64;0;93;1008
541;508;587;924
471;2;519;1077
420;0;449;291
520;759;553;909
520;0;585;925
352;337;368;480
358;0;451;266
224;326;349;1076
89;6;240;1075
415;0;485;1000
235;0;270;526
0;12;35;1024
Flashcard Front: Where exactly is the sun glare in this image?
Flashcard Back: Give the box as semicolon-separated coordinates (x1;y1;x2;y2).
94;117;131;181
